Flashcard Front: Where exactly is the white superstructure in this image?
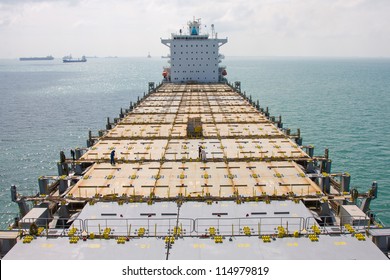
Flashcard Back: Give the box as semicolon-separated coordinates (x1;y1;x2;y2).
161;18;227;83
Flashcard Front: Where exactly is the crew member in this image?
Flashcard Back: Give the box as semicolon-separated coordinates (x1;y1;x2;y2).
70;149;75;161
110;150;115;165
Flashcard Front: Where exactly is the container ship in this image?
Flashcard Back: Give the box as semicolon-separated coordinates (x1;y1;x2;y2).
19;56;54;61
1;19;389;260
62;55;87;63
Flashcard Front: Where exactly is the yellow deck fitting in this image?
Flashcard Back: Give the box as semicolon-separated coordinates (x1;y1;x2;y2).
138;227;145;237
103;227;111;239
69;236;80;244
22;235;34;244
277;226;286;238
243;226;251;236
89;232;95;239
164;236;175;244
173;226;181;235
261;235;271;243
209;227;216;236
37;227;45;236
68;227;78;237
293;231;299;238
355;233;366;241
117;236;127;244
214;235;223;243
309;234;319;242
311;225;321;234
345;224;355;233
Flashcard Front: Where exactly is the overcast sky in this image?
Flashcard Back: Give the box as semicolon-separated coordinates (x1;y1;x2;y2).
1;0;389;58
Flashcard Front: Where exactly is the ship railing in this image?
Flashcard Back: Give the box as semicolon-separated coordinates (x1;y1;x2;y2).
194;217;305;236
305;215;372;234
17;217;84;237
366;210;389;227
83;218;194;237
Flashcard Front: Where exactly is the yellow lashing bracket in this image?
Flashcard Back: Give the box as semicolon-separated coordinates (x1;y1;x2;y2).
138;227;146;237
165;236;175;244
261;235;271;243
214;235;223;243
309;234;319;242
243;226;251;236
23;235;34;244
355;233;366;241
69;236;80;244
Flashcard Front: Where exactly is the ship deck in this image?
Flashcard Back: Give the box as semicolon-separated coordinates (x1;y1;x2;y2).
69;83;315;199
4;201;387;260
6;83;387;260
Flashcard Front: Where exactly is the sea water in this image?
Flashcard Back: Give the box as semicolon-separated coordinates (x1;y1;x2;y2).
0;57;389;228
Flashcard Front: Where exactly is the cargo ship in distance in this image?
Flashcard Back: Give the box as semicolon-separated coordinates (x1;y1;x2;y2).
1;18;389;260
62;55;87;63
19;55;54;61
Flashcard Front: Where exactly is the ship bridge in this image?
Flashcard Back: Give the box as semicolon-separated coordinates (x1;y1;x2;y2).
161;19;227;83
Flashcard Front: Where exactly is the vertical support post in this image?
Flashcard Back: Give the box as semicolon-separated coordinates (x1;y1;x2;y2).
148;82;155;93
106;117;111;130
324;148;329;160
341;173;351;193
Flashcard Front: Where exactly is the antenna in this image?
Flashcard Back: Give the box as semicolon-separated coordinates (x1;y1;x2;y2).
211;24;215;39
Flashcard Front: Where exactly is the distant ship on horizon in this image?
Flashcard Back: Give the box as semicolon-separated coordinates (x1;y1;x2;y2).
19;55;54;61
63;55;87;63
147;52;151;58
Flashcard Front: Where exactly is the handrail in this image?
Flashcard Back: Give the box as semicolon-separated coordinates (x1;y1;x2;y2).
194;216;305;236
14;213;386;238
366;210;389;227
19;217;84;236
84;217;194;236
305;215;373;234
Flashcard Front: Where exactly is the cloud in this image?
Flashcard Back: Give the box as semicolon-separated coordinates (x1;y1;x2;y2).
1;0;390;58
